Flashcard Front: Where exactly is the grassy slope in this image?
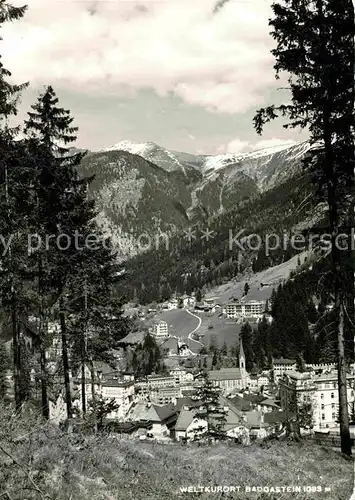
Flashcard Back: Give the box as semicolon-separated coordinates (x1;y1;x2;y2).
153;309;199;338
205;250;311;304
195;314;244;349
150;309;243;350
3;431;352;500
0;395;353;500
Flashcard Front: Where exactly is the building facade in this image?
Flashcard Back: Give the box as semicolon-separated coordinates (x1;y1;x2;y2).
152;320;169;337
224;300;266;319
208;341;249;393
279;368;355;430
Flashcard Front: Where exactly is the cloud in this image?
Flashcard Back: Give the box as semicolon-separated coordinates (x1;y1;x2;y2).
2;0;277;114
223;138;250;153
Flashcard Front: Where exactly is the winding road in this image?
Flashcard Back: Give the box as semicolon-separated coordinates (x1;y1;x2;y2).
184;307;204;348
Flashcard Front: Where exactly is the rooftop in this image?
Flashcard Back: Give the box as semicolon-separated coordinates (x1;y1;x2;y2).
287;371;313;380
209;368;242;381
315;371;355;382
273;358;297;365
174;395;245;432
101;378;134;388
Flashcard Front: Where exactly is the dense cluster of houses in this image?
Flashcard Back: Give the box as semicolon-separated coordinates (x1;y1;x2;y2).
42;341;354;443
2;311;354;444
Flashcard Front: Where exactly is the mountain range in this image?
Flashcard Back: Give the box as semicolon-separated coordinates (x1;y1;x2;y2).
77;140;311;261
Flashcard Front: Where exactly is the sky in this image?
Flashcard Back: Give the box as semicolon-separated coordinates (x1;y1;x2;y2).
2;0;308;154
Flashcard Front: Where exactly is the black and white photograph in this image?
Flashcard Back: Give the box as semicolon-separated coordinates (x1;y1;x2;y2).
0;0;354;498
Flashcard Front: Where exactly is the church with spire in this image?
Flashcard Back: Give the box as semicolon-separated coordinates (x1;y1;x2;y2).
208;338;250;394
238;337;247;384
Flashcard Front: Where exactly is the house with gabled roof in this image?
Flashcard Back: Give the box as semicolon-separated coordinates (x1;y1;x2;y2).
160;337;179;356
125;401;177;438
174;395;249;442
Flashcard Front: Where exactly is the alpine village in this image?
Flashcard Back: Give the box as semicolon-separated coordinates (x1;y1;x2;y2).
0;1;354;499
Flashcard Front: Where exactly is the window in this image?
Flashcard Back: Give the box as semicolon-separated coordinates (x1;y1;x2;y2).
331;392;334;399
331;403;335;409
332;413;336;420
321;414;325;420
320;393;324;400
321;404;325;410
333;382;337;389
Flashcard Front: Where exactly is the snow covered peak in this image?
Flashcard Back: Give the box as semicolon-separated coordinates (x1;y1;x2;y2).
100;140;156;156
202;141;309;174
97;139;310;189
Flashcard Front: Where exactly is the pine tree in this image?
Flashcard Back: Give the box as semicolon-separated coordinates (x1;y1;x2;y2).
0;1;28;121
23;86;88;419
221;341;228;357
254;0;354;455
68;239;130;418
211;350;218;367
240;322;254;371
193;372;227;443
0;1;29;412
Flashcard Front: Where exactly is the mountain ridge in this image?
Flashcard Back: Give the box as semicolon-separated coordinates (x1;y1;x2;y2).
98;139;310;190
78;140;311;261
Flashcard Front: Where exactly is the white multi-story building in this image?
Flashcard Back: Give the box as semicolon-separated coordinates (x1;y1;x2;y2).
136;374;177;390
152;320;169;337
99;377;135;419
74;368;135;420
273;358;297;381
224;300;266;319
279;368;355;430
249;372;270;390
162;299;178;310
182;296;196;308
169;366;194;384
313;371;355;429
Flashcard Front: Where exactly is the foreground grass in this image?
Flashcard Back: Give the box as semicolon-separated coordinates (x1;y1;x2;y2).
0;406;353;500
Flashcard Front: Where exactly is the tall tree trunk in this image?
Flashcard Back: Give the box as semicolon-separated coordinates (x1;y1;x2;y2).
39;342;49;419
5;165;21;412
38;258;49;419
326;151;351;456
81;282;88;415
11;285;21;413
317;0;351;457
80;340;86;414
59;297;72;420
88;359;98;433
337;299;351;455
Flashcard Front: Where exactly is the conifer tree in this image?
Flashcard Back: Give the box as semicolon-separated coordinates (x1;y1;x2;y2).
240;322;254;371
254;0;354;455
24;86;87;419
0;0;28;412
67;239;130;416
193;372;227;442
